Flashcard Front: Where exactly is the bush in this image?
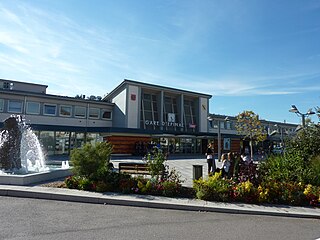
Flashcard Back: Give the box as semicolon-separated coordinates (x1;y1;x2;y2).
143;149;166;179
232;180;258;203
193;172;232;202
285;124;320;162
70;142;113;181
258;153;311;184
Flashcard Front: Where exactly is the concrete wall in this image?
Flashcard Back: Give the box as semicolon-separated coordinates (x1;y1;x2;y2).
126;85;139;128
111;88;127;128
0;79;47;94
199;97;208;133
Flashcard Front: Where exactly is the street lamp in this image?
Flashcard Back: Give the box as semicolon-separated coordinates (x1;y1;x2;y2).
289;105;315;128
207;115;229;161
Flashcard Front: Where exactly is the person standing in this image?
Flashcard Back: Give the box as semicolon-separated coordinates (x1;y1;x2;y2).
221;153;231;178
206;143;215;174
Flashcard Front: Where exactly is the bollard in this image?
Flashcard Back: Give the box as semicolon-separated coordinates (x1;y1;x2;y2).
193;165;203;180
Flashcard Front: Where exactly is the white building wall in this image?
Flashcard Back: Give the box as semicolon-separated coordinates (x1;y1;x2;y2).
111;88;127;128
126;85;139;128
199;97;208;133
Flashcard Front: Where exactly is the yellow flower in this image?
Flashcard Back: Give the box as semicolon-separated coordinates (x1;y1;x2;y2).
303;184;313;195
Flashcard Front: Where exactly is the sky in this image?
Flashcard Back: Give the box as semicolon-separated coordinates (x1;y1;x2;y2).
1;0;320;124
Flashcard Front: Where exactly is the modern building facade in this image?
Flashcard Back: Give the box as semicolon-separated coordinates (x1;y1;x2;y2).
0;78;298;157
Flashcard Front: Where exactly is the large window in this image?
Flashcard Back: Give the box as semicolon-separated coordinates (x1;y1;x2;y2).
163;95;180;131
89;108;100;119
60;105;72;117
102;110;112;119
8;100;23;113
43;104;57;116
0;99;4;112
74;106;86;118
26;102;40;115
140;93;159;130
183;99;196;132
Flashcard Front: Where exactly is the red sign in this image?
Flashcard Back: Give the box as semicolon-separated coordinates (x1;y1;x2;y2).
131;94;136;101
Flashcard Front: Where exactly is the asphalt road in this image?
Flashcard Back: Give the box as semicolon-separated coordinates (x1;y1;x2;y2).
0;196;319;240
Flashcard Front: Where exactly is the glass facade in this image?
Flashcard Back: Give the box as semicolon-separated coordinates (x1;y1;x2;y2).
37;131;102;156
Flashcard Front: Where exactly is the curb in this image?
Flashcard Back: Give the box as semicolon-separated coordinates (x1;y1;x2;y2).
0;186;319;219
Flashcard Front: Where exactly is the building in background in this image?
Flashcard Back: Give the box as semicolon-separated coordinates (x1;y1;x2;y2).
0;78;297;157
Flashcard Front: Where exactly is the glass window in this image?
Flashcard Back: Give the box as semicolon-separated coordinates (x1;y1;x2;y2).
102;110;112;119
55;131;70;155
8;100;23;113
60;105;72;117
0;99;4;112
89;108;100;118
39;131;55;156
43;104;56;116
75;106;86;118
26;102;40;115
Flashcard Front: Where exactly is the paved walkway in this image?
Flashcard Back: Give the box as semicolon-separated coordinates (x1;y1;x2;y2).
111;154;221;187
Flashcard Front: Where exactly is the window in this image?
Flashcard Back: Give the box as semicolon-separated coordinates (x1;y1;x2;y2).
0;99;4;112
89;108;100;119
60;105;72;117
26;102;40;115
8;100;23;113
102;110;112;119
74;106;86;118
43;104;57;116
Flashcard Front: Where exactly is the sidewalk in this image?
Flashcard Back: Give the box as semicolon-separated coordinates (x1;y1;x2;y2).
0;184;319;219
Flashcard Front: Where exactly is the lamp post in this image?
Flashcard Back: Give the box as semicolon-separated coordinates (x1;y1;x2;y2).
208;115;229;161
289;105;315;128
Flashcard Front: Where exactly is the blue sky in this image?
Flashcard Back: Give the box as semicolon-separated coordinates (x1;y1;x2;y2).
1;0;320;124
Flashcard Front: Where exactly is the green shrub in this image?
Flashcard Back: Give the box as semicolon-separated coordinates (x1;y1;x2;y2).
232;180;258;203
258;153;311;184
144;149;166;179
285;125;320;162
193;172;232;202
307;156;320;186
95;181;112;192
70;142;113;181
65;175;80;189
161;180;181;197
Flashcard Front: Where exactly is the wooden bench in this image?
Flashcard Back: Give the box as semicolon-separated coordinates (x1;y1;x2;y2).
118;162;150;175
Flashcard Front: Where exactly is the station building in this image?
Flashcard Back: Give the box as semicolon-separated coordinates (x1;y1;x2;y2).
0;78;298;157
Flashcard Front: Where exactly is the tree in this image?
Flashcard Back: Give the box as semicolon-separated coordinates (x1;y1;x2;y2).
236;110;267;160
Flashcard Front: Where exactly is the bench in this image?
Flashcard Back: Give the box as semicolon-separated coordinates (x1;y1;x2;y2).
118;162;150;175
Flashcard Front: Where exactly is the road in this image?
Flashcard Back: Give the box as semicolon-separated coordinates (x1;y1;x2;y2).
0;196;319;240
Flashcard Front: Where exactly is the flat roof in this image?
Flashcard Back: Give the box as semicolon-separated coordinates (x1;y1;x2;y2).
104;79;212;100
0;78;48;88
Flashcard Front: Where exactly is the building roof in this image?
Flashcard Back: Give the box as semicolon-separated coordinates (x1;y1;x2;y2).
0;78;48;88
104;79;212;100
0;88;114;106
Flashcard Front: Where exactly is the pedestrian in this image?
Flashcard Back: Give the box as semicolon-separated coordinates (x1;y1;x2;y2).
227;152;235;177
205;143;215;174
221;153;231;178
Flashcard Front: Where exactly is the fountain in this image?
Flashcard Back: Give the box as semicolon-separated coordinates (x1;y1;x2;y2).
0;115;71;185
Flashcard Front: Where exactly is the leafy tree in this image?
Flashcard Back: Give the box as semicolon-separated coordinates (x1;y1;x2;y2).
285;124;320;162
236;110;267;159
